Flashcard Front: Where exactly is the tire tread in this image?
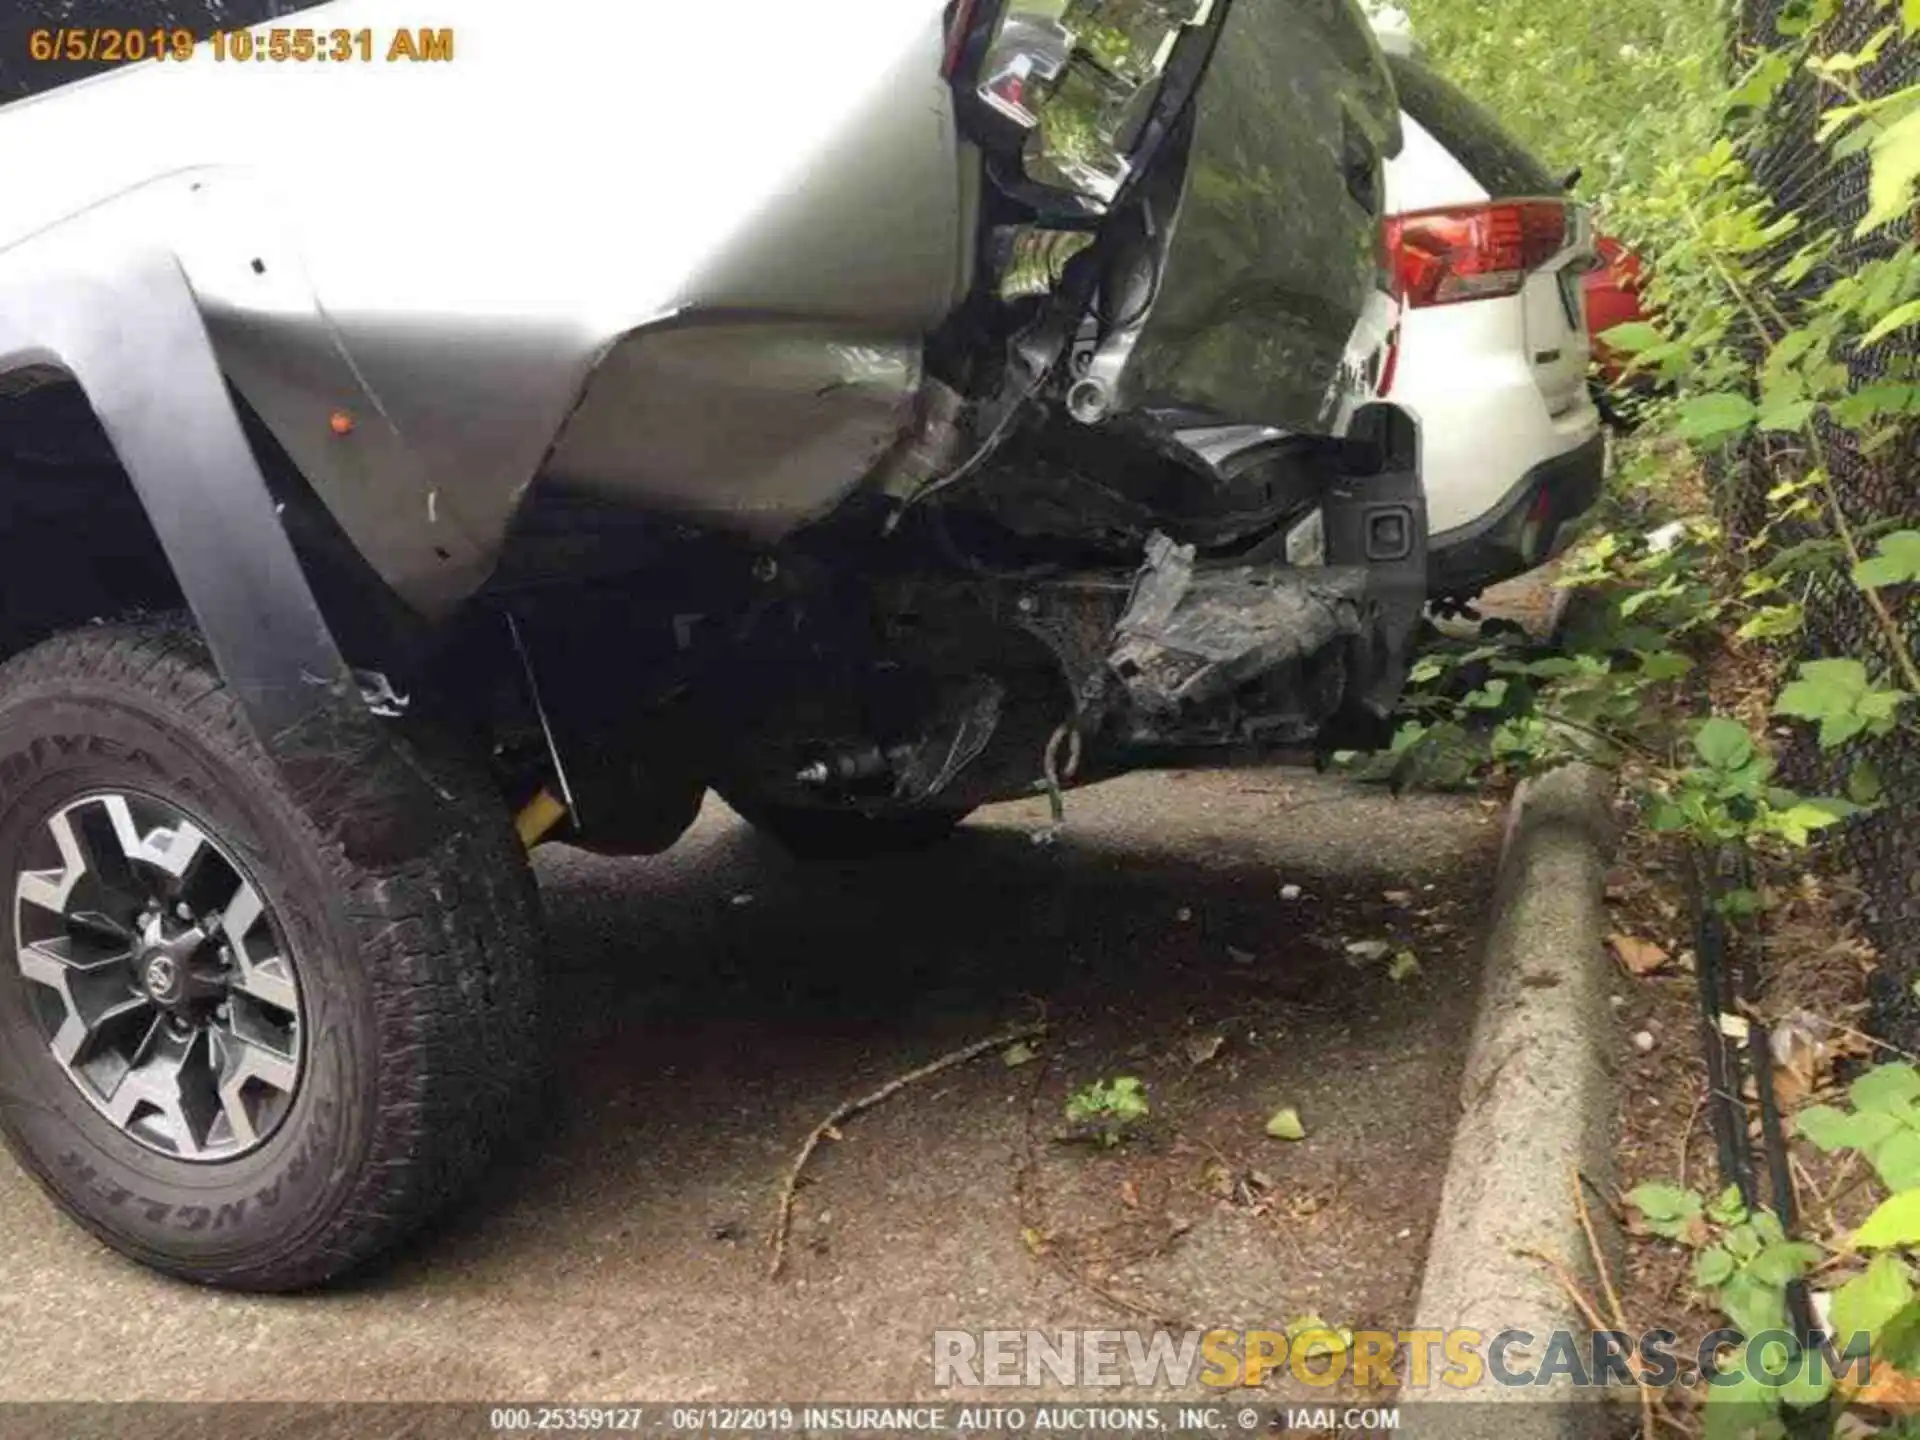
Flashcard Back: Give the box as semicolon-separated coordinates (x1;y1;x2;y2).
0;620;541;1290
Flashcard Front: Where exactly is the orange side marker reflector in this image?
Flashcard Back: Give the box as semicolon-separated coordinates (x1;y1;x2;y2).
328;409;355;436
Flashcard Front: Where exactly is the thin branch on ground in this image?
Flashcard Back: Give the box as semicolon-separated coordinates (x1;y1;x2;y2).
1519;1245;1614;1334
766;1016;1047;1280
1577;1168;1661;1440
1821;1148;1871;1212
1804;1013;1920;1065
1679;1091;1706;1192
1789;1153;1832;1239
1521;1244;1662;1439
1577;1171;1630;1336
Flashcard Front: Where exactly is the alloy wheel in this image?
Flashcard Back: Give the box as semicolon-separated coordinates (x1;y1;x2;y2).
12;792;302;1161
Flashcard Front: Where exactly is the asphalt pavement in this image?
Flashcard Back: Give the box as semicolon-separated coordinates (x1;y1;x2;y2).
0;765;1500;1406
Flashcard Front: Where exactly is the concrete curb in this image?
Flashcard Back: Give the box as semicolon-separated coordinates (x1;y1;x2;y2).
1407;761;1620;1438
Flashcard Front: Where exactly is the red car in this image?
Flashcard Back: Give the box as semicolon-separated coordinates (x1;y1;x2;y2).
1584;232;1652;414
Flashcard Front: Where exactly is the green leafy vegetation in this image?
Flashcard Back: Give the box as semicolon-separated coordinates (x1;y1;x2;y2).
1064;1075;1150;1146
1396;0;1724;215
1626;1067;1920;1425
1380;0;1920;1430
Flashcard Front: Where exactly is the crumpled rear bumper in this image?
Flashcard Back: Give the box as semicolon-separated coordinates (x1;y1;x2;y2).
1103;403;1428;749
872;408;1427;802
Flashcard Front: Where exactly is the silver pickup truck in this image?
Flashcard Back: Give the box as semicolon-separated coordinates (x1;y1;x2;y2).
0;0;1421;1289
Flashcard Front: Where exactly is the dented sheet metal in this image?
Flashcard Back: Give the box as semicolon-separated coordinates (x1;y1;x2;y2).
0;233;458;866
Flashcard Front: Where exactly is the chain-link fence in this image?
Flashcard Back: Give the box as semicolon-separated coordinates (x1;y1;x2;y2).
1731;0;1920;1042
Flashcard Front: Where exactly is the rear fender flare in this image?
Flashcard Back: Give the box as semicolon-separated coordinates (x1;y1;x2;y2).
0;227;457;866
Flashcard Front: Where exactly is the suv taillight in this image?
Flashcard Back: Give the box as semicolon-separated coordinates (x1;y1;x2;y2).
1385;200;1569;308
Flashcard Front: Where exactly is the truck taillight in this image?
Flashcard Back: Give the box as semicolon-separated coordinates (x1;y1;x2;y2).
952;1;1213;212
943;0;984;78
1385;200;1569;309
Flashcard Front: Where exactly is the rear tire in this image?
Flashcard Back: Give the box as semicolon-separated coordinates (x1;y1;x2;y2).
0;623;542;1290
722;792;971;860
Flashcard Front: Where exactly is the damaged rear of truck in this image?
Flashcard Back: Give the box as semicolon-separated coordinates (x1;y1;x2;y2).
0;0;1422;1289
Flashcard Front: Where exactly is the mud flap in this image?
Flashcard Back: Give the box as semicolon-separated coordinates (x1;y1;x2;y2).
1322;402;1427;737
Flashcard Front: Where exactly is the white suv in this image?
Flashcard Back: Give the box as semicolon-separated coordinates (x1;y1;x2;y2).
1377;48;1605;599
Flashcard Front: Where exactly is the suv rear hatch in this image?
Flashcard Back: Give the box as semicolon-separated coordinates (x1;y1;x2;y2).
1383;53;1594;418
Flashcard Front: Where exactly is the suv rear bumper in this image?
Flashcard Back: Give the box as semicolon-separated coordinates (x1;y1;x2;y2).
1427;429;1604;598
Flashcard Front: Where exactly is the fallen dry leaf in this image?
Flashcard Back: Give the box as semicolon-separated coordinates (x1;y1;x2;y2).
1836;1414;1880;1440
1200;1159;1234;1199
1266;1106;1307;1141
1856;1366;1920;1408
1119;1179;1140;1210
1770;1011;1830;1108
1608;933;1670;976
1186;1033;1227;1066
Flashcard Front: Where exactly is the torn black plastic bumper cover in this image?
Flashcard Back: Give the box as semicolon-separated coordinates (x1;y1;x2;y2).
1102;402;1428;748
1109;532;1370;725
874;408;1426;767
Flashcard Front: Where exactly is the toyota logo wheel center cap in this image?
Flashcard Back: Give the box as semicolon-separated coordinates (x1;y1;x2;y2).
142;953;180;1003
